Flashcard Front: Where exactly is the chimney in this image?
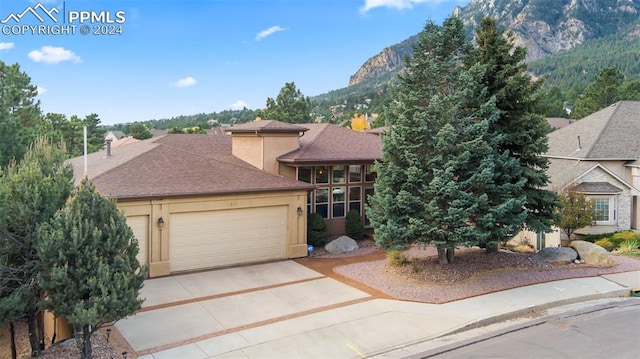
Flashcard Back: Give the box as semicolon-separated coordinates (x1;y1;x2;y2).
106;138;113;157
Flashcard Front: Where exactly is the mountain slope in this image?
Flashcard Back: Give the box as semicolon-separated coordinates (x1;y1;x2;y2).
346;0;640;88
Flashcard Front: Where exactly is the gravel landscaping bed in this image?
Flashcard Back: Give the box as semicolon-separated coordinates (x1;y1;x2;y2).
325;242;640;304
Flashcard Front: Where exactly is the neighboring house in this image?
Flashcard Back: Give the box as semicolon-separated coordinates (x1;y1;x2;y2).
69;120;381;277
544;101;640;241
104;130;125;142
546;117;574;130
110;136;140;148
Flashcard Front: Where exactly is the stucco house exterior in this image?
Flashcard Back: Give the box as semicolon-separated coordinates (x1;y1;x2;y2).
225;121;382;235
541;101;640;244
70;120;381;277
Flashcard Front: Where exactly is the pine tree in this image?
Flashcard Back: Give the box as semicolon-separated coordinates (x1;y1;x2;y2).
0;61;42;166
37;179;147;359
467;17;557;251
0;138;74;356
572;67;625;119
261;82;311;123
367;16;504;263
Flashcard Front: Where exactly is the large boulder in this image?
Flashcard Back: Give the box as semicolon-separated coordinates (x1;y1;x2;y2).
569;240;614;265
325;236;359;254
532;247;578;264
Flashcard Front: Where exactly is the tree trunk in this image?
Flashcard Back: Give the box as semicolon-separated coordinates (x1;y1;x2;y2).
485;242;499;254
437;247;449;264
10;322;17;359
27;308;40;357
80;325;93;359
446;247;455;263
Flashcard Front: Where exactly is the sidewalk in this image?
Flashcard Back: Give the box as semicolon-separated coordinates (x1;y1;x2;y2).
124;261;639;359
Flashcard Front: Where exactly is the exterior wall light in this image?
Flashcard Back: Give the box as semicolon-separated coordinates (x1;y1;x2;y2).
157;216;164;228
297;206;303;216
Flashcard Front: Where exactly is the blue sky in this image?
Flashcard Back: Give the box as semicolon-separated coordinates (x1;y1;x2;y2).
1;0;469;125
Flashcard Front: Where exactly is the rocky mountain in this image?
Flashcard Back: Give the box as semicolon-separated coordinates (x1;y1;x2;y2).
347;0;640;87
348;35;416;86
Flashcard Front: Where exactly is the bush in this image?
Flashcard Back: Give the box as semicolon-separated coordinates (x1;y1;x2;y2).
387;250;408;267
307;212;328;246
594;238;615;251
345;209;364;240
610;231;639;248
614;238;640;254
580;232;614;243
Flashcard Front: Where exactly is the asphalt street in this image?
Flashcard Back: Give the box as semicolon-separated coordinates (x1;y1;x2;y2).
415;297;640;359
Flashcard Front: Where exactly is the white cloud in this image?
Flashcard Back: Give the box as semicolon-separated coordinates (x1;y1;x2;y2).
255;26;286;41
360;0;439;13
230;100;248;110
36;86;47;95
173;76;197;88
0;42;15;51
28;46;81;64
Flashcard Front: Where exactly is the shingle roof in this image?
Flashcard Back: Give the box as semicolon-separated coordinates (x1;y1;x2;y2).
571;182;623;194
111;136;140;148
278;123;382;164
546;101;640;159
70;134;313;199
545;158;596;191
225;120;308;133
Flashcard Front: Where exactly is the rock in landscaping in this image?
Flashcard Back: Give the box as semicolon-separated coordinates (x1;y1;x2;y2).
569;240;613;265
325;236;359;254
532;247;578;264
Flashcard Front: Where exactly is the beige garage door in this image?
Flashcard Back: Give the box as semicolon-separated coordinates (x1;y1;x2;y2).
169;206;288;272
127;215;149;266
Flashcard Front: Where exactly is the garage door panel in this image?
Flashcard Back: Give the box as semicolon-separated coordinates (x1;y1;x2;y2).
170;206;288;272
127;215;149;266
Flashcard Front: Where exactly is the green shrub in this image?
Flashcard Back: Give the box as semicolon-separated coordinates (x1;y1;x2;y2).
307;212;328;246
594;238;615;251
387;250;408;267
610;231;639;248
614;238;640;254
580;232;614;243
345;209;364;240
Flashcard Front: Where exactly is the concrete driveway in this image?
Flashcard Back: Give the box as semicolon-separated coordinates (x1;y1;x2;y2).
115;260;372;355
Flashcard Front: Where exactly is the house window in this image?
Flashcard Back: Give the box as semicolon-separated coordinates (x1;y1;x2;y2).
315;188;329;218
315;166;329;184
298;166;312;183
332;187;346;218
349;186;361;214
332;165;346;184
365;164;377;182
593;197;615;223
349;165;362;183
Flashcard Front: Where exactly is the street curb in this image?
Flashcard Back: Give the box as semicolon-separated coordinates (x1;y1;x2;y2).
401;293;637;359
368;287;634;359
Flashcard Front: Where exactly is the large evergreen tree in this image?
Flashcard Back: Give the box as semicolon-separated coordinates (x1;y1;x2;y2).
37;179;147;359
0;138;74;356
367;16;513;263
467;17;557;251
0;61;42;166
261;82;312;123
